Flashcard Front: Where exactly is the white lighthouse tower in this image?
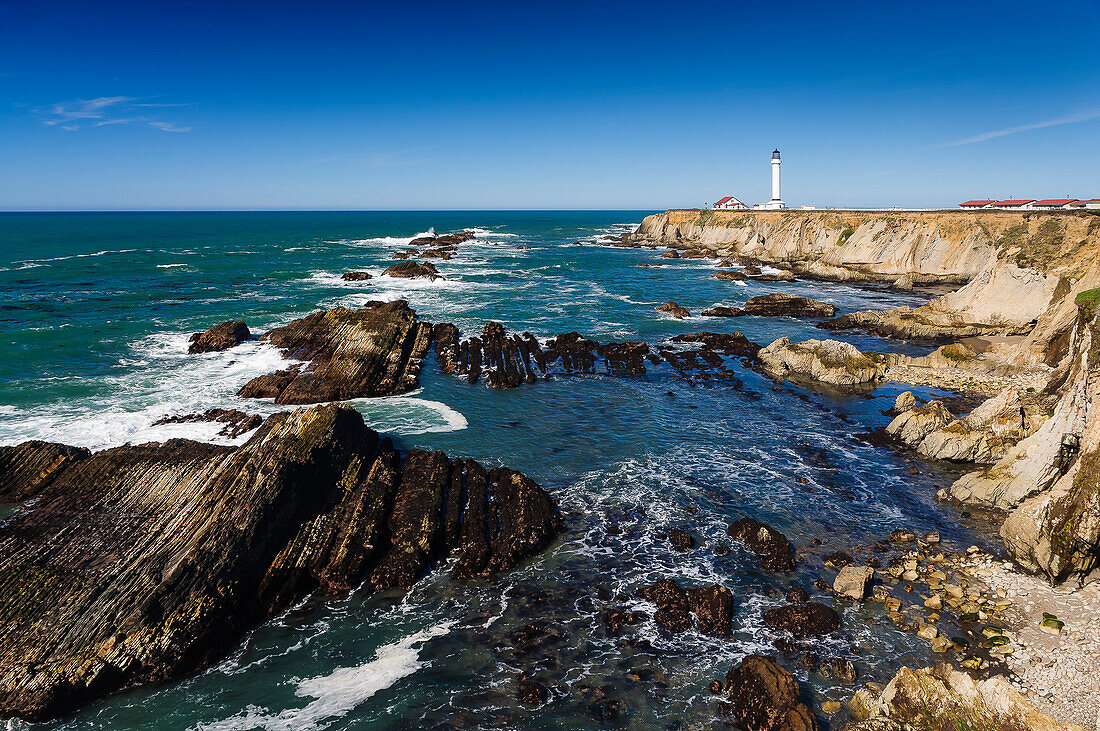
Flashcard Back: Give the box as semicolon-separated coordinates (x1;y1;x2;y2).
757;149;786;209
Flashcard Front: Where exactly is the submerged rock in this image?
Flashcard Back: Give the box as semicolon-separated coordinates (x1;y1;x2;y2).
763;602;842;637
188;320;251;354
238;301;432;404
728;517;796;572
721;654;818;730
639;579;733;637
0;405;559;721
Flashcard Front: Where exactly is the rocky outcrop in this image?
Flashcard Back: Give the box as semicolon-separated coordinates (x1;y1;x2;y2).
431;322;652;387
656;302;691;319
238;301;432;404
152;408;263;438
703;294;836;319
721;655;818;731
0;404;559;721
758;337;887;387
188;320;251;354
843;663;1085;731
728;518;796;572
383;261;442;279
341;271;372;281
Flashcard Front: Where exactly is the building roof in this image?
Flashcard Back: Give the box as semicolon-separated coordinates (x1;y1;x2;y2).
994;200;1036;206
960;200;996;206
1033;199;1077;206
715;196;733;206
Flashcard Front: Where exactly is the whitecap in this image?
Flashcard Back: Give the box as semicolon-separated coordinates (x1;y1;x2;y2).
192;622;453;731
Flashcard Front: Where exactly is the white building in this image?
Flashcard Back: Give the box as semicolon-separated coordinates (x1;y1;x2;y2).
714;196;748;210
754;149;786;209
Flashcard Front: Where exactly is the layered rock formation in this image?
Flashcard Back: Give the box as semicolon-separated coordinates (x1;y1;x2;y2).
757;337;887;387
0;404;559;721
238;300;432;404
152;408;263;438
843;663;1085;731
951;300;1100;581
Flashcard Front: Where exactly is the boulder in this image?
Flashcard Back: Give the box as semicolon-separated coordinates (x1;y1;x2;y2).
890;390;917;414
722;655;818;730
383;260;442;279
728;517;796;572
0;405;559;721
340;271;372;281
639;579;733;637
187;320;251;354
668;528;695;551
657;302;691;319
757;337;886;387
833;566;874;600
713;270;748;281
763;602;841;637
702;306;744;317
238;301;432;404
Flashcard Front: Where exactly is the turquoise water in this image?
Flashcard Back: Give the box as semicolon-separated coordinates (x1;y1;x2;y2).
1;212;983;729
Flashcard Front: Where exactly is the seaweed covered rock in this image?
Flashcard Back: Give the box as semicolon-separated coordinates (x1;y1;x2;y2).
0;405;559;721
341;271;373;281
238;301;432;404
639;579;733;637
188;320;251;354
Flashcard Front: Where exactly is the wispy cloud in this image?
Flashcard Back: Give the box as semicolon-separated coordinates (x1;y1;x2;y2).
935;109;1100;148
37;96;193;132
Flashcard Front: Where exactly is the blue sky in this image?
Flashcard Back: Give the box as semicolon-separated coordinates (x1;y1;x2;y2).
1;0;1098;210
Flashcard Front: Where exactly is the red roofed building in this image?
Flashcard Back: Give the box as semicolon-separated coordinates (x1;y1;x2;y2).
959;200;996;208
713;196;748;210
1033;199;1079;209
993;200;1036;209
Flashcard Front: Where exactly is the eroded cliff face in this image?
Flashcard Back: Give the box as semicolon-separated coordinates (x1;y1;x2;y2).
0;404;559;721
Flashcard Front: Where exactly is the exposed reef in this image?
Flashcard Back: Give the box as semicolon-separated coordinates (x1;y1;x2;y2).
188;320;251;354
238;300;432;404
0;404;559;721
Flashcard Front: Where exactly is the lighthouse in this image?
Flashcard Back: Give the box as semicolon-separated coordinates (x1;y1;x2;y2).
755;149;786;209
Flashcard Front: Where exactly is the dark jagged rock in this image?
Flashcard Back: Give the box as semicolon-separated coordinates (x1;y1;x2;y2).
432;323;650;387
0;441;89;502
702;306;744;317
0;404;559;721
741;294;836;318
517;678;550;705
383;261;442;280
661;250;680;259
668;528;695;551
721;655;818;730
152;408;263;438
420;248;453;260
713;270;748;281
340;271;372;281
605;607;646;635
187;320;251;354
656;302;691;319
786;586;809;604
823;551;853;567
238;301;432;404
597;341;650;376
728;518;796;572
670;331;762;362
639;579;733;636
392;252;410;260
762;602;841;637
432;322;460;374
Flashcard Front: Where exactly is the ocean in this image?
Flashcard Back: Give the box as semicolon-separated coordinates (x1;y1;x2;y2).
0;211;986;729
